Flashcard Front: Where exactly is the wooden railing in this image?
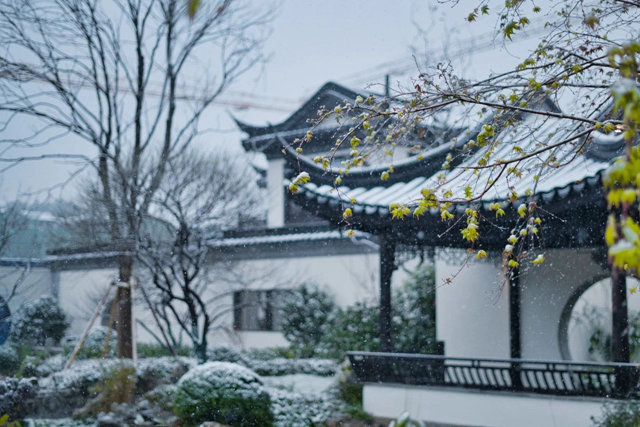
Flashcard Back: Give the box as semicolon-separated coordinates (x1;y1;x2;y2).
348;351;640;398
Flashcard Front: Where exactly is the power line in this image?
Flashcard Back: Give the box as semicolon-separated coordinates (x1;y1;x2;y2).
339;23;549;86
0;72;298;113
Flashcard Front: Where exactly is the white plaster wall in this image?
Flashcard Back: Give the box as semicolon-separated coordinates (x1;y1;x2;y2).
58;268;117;337
235;331;289;349
4;247;608;360
520;248;607;360
51;252;381;350
224;253;380;305
363;384;606;427
0;266;53;313
567;277;640;361
266;159;285;228
207;252;380;349
435;250;510;358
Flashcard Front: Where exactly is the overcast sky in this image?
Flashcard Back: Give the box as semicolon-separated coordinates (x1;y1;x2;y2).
1;0;542;202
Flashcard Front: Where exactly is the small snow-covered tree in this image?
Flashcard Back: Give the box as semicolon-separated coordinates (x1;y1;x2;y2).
0;0;274;358
394;263;437;354
137;149;261;362
279;283;335;357
0;201;30;305
10;296;69;346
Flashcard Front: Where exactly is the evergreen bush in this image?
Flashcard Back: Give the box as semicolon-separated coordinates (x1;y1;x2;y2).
68;326;117;359
174;361;274;427
279;265;438;359
279;283;335;357
393;264;437;354
0;345;19;376
322;301;380;358
0;377;38;420
591;400;640;427
10;297;69;346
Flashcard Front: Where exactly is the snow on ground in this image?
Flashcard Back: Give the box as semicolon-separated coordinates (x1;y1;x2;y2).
262;373;336;395
24;419;92;426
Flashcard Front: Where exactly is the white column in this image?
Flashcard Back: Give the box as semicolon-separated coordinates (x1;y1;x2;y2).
266;158;285;228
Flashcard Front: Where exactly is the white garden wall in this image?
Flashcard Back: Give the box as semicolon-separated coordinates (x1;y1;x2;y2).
363;383;607;427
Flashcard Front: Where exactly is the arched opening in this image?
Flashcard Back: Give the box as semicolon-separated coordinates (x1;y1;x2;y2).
559;276;640;361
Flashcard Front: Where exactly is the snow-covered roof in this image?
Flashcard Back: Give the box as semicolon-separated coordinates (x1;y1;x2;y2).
208;229;373;248
294;116;619;217
0;250;127;267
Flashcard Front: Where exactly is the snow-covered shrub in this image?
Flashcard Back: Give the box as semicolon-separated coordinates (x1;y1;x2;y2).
69;326;117;359
279;283;335;357
144;383;178;412
35;353;66;377
249;357;337;377
389;412;426;427
207;346;249;365
0;345;19;375
592;400;640;426
137;342;193;358
244;347;295;360
174;361;274;427
0;377;38;420
584;308;640;362
320;264;438;358
83;364;137;416
21;360;39;378
336;359;361;406
136;356;195;393
268;387;343;426
322;301;380;358
47;358;132;395
10;297;69;346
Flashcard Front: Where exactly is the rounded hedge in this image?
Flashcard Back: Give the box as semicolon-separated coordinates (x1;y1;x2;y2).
10;296;69;346
0;345;19;376
174;361;273;427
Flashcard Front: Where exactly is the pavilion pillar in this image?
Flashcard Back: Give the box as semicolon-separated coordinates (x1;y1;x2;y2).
509;266;521;359
379;233;395;352
611;266;631;395
508;262;522;389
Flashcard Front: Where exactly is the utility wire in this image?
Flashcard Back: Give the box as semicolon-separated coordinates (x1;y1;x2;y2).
339;23;548;86
0;73;299;113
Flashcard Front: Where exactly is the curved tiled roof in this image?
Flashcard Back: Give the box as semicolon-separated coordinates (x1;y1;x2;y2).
291;112;618;210
236;81;618;248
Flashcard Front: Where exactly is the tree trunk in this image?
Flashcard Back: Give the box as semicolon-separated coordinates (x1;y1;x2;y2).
117;255;134;359
195;342;207;364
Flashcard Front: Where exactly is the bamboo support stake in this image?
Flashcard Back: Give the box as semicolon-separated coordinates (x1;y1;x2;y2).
65;282;114;369
131;277;137;364
102;292;119;358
